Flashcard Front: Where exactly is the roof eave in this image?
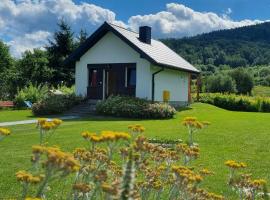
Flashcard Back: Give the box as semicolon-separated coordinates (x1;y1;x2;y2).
155;62;200;74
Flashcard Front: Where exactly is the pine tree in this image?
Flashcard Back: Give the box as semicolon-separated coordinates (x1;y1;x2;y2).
46;19;75;86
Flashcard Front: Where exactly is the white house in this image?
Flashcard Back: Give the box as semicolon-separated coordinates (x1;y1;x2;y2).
66;22;200;107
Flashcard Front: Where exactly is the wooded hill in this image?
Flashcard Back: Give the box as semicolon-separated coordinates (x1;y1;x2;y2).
161;22;270;70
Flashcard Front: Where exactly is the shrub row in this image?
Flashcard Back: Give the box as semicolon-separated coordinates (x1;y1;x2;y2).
197;93;270;112
96;95;176;119
32;94;82;115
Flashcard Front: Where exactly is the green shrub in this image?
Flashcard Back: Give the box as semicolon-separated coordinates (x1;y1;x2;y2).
14;84;48;108
54;84;75;95
197;93;270;112
96;95;176;119
205;74;236;93
32;94;82;115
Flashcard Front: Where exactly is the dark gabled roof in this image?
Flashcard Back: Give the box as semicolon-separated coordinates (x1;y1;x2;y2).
65;22;200;74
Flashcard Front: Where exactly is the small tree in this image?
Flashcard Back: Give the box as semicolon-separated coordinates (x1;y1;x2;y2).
230;68;254;95
205;74;236;93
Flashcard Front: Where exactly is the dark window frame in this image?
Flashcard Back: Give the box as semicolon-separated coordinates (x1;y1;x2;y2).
126;66;136;88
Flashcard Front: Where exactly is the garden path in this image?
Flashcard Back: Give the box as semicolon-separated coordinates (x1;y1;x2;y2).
0;115;79;126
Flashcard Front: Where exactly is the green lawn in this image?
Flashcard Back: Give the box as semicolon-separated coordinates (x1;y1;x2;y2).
0;103;269;199
0;109;35;122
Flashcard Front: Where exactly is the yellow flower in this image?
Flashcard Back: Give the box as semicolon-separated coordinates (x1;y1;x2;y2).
251;179;267;188
25;198;42;200
128;124;145;133
199;168;214;176
225;160;247;169
16;171;43;184
0;127;11;136
73;183;91;193
44;146;80;172
172;165;203;183
52;118;62;126
182;117;208;129
32;145;45;154
37;118;47;126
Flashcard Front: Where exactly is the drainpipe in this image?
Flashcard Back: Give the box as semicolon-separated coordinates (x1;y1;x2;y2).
152;67;164;102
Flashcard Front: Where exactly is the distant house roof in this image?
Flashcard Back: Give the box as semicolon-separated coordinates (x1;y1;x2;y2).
65;22;200;74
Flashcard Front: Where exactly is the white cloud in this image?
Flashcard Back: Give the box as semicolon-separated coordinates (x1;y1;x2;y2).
0;0;124;57
7;31;51;58
128;3;265;38
0;1;268;57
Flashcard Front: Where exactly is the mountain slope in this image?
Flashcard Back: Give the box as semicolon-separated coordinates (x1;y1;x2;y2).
161;22;270;69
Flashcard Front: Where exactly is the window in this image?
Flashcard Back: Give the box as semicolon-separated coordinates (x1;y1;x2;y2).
89;69;97;87
126;67;136;87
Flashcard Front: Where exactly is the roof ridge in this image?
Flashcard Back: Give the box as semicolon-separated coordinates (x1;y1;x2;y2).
106;21;138;34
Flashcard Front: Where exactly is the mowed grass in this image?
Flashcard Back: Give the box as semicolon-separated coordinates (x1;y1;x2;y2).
0;109;34;122
0;103;270;199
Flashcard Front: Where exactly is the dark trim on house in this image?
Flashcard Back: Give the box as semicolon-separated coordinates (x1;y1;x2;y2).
64;22;200;75
87;63;136;99
152;67;164;102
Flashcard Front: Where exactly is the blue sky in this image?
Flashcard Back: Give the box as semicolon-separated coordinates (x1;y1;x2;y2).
1;0;269;57
77;0;270;21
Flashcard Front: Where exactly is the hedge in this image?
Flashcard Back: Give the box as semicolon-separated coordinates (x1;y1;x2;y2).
196;93;270;112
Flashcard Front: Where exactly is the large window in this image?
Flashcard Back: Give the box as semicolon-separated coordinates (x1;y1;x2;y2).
126;67;136;87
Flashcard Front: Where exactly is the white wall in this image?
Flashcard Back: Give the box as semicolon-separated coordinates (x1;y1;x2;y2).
151;65;189;102
75;31;151;99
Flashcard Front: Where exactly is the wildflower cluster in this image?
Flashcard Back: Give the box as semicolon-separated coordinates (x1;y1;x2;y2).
225;160;268;199
182;117;210;145
36;118;62;145
225;160;247;169
81;131;130;143
14;120;268;200
16;171;43;184
0;127;11;141
37;118;62;131
176;143;200;165
128;124;145;135
17;145;80;198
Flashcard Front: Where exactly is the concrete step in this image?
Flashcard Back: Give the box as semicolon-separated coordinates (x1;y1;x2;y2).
64;100;98;116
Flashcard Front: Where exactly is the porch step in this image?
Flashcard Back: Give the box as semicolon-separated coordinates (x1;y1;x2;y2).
64;100;100;116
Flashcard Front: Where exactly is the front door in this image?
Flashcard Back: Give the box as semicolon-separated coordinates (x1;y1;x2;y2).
106;69;118;97
87;68;103;99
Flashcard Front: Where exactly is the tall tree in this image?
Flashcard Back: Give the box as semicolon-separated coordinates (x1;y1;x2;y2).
16;49;53;87
47;19;75;86
0;41;16;99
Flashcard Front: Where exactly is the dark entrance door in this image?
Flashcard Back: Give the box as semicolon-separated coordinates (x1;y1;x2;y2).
106;69;118;97
87;67;103;99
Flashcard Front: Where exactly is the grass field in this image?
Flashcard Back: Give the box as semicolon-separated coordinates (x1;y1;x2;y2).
0;109;34;122
0;103;269;199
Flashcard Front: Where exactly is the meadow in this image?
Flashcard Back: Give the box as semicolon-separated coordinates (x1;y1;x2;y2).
0;103;269;199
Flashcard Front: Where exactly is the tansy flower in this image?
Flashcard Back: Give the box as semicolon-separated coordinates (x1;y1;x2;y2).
25;198;42;200
52;119;62;126
251;179;267;188
128;124;145;133
225;160;247;169
16;171;43;184
73;183;91;193
0;127;11;136
199;168;214;176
